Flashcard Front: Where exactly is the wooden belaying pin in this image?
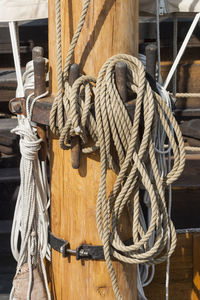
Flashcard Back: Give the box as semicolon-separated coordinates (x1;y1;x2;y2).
33;51;47;161
115;62;128;103
69;64;81;170
32;46;44;60
33;56;46;97
145;43;157;80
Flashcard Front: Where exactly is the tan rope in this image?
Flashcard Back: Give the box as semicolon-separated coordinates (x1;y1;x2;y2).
172;92;200;98
50;1;186;299
185;146;200;152
50;0;91;136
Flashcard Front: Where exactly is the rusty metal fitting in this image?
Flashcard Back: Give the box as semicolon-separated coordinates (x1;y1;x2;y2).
9;97;25;114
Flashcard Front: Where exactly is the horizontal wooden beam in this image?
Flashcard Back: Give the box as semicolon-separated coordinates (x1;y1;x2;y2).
23;98;200;127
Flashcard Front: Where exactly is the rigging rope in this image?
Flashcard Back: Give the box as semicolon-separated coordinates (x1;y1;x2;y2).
139;52;174;300
50;0;185;299
9;61;50;300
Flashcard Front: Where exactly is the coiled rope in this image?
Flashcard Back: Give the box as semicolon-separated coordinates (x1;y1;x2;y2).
50;1;185;299
138;53;173;300
9;61;50;300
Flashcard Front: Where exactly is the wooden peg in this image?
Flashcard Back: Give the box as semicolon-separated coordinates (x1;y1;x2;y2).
33;56;46;97
69;64;81;169
32;46;44;60
33;51;47;161
145;43;157;80
115;62;128;103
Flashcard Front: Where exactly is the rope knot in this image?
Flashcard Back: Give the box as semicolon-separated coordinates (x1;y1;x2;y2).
12;115;41;161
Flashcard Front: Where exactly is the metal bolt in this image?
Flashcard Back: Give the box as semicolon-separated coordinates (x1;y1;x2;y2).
9;99;22;114
79;249;89;256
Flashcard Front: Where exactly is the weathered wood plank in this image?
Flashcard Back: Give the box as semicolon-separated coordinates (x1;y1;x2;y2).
144;233;194;300
192;234;200;300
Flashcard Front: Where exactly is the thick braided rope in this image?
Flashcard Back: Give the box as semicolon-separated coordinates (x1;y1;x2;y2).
94;55;185;299
50;1;186;299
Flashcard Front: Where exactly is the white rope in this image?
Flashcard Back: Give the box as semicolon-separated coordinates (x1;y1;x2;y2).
164;14;178;300
164;12;200;89
10;114;50;300
162;12;200;299
140;10;200;300
172;14;178;96
155;4;173;298
23;58;49;96
156;0;162;84
23;59;49;121
23;61;35;92
156;84;173;300
176;228;200;234
9;21;24;98
165;156;172;300
138;53;174;300
154;9;200;300
9;55;50;299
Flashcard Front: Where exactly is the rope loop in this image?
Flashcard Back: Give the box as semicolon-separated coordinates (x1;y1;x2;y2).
59;75;97;150
50;0;186;299
10;55;51;299
12;116;41;161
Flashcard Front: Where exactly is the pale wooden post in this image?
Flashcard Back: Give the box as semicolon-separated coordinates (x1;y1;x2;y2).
49;1;138;299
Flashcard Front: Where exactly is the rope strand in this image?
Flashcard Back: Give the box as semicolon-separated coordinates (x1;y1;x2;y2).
50;1;185;299
10;60;50;300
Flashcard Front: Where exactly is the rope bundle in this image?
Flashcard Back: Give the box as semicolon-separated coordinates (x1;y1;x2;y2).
10;116;50;300
10;59;50;300
95;55;185;299
50;1;185;299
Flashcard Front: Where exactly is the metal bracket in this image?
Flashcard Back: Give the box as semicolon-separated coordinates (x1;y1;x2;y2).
49;231;106;260
9;97;24;114
49;231;133;261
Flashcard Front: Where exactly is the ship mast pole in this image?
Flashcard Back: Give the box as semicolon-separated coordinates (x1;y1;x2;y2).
49;0;138;299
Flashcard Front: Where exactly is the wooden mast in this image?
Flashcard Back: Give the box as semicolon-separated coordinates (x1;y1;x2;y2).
49;1;138;299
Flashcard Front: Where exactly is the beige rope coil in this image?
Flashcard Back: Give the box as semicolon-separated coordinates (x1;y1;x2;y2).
50;1;185;299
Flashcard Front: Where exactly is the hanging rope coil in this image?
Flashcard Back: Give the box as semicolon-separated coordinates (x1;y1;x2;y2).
95;55;185;299
50;1;185;299
11;117;48;261
10;60;50;300
10;116;50;300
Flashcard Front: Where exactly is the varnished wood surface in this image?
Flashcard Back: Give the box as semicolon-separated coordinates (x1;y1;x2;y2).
144;234;200;300
192;234;200;299
49;0;138;299
61;0;138;76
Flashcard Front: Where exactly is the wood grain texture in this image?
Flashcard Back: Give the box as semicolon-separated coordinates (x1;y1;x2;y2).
49;0;138;299
144;233;200;300
192;234;200;300
145;234;193;300
61;0;138;76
